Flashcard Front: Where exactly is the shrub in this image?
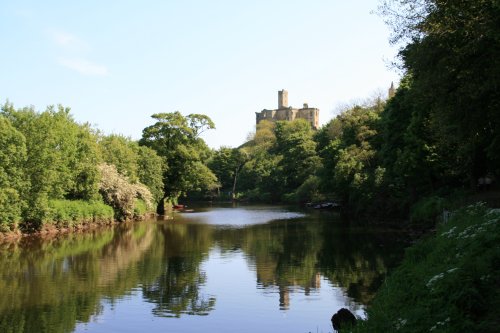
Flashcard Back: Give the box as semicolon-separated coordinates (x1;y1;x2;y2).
47;200;114;227
98;163;154;220
133;199;149;219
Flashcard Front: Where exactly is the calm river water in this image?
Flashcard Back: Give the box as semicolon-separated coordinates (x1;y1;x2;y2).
0;205;408;333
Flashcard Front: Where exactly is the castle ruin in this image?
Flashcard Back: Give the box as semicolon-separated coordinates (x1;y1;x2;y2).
256;90;319;130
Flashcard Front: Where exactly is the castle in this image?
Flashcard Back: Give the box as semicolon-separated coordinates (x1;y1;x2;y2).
256;90;319;130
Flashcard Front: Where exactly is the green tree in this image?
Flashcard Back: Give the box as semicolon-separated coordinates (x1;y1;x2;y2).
98;134;140;182
208;147;235;192
318;103;383;212
237;121;282;202
274;119;322;200
68;123;101;201
98;134;165;206
140;112;218;204
137;146;165;205
1;104;102;225
379;0;500;186
208;147;249;199
0;116;27;230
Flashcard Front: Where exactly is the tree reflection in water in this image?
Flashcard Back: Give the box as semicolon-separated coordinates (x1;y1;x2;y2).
0;208;408;332
213;212;407;309
141;223;216;317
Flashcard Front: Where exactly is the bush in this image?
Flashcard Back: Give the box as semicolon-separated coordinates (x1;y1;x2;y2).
98;163;153;220
349;203;500;333
46;199;114;227
133;199;149;219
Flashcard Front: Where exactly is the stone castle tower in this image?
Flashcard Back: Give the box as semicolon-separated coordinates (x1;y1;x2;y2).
256;90;319;129
278;89;288;108
388;82;396;99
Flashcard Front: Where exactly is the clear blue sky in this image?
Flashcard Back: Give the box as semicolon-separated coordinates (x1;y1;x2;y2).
0;0;400;149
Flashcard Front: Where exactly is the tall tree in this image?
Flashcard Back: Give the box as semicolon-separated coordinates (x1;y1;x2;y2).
140;112;218;204
1;104;102;224
274;119;322;197
379;0;500;185
208;147;249;199
0;116;27;230
318;103;382;211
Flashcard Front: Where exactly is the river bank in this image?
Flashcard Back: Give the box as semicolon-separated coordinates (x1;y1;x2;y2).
0;220;119;243
341;202;500;332
0;207;157;243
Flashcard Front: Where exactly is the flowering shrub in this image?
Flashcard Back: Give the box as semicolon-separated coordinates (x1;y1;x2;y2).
98;163;153;220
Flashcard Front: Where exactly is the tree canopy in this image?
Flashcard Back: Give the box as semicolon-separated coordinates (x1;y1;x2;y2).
140;112;218;203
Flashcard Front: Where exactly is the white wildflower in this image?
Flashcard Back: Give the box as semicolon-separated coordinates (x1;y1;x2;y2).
426;273;445;288
395;318;407;330
441;226;457;238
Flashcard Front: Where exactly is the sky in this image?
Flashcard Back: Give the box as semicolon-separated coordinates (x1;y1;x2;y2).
0;0;401;149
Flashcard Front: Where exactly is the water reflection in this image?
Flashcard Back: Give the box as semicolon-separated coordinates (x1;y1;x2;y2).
0;224;153;333
0;206;408;333
142;224;216;317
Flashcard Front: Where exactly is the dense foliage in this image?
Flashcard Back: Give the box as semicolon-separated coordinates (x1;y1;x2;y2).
0;104;221;230
348;203;500;333
208;0;499;222
209;119;323;203
139;112;218;208
0;104;165;230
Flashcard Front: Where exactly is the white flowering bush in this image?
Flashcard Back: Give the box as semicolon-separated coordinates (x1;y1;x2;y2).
98;163;153;220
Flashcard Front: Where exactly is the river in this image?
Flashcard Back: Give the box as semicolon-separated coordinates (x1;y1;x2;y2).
0;204;408;333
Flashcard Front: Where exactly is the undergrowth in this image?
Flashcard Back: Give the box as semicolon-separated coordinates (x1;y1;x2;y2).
45;199;114;227
346;202;500;333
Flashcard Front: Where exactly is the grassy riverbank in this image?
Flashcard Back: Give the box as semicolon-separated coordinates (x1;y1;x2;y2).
0;198;154;240
343;202;499;333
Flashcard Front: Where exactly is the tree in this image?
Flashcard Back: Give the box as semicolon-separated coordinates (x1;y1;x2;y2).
274;119;322;198
379;0;500;186
318;103;382;211
1;104;102;225
98;134;140;182
208;147;235;193
137;146;165;205
237;121;282;201
0;116;27;230
140;112;218;203
208;147;249;199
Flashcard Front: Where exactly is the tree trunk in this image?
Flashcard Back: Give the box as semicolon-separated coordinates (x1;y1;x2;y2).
232;166;240;201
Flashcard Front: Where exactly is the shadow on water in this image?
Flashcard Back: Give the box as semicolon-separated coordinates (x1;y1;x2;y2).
0;205;409;332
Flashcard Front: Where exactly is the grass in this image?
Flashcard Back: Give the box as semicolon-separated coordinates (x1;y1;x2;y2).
346;202;500;333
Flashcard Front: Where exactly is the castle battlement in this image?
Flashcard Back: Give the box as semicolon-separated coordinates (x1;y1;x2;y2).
256;90;319;129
